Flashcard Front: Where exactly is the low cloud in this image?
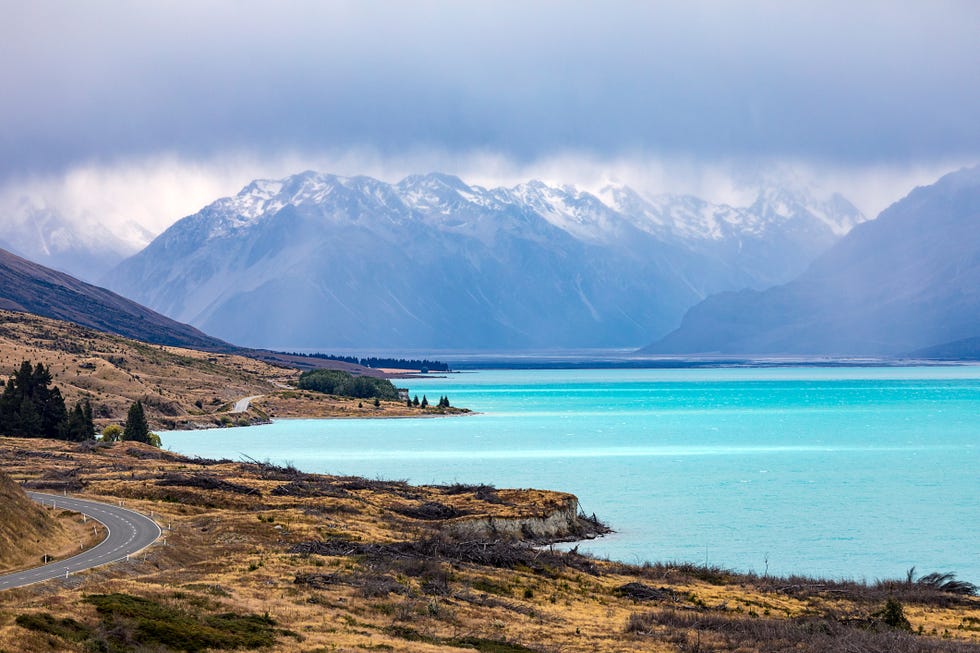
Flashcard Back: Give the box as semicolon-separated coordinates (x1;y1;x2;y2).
2;2;978;182
0;150;969;250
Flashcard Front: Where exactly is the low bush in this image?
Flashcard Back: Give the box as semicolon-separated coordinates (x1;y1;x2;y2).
297;369;399;400
84;592;289;651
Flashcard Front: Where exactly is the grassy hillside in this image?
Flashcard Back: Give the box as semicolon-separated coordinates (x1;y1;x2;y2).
0;470;100;573
0;310;463;431
0;309;297;430
1;437;977;652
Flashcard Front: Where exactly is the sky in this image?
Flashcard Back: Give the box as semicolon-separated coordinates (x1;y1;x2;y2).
1;0;978;245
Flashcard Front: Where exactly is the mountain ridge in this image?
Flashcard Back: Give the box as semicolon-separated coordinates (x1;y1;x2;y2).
106;171;863;350
644;166;980;356
0;246;234;352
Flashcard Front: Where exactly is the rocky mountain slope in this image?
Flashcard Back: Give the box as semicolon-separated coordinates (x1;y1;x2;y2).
0;247;233;352
106;172;862;349
646;166;980;356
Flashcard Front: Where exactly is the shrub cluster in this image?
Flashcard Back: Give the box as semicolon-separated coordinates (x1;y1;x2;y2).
297;369;399;400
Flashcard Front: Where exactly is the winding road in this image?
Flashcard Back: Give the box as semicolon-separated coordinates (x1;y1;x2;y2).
231;395;263;413
0;493;162;591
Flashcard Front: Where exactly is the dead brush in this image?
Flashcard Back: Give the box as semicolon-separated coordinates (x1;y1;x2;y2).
626;607;980;653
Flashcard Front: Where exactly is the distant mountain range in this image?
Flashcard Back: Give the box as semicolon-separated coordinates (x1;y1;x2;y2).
104;172;863;350
645;166;980;357
0;247;232;351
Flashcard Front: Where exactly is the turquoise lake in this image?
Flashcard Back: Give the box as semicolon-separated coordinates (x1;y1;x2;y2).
163;366;980;583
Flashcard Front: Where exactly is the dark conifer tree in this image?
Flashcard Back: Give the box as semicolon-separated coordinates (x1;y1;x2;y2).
420;395;428;408
17;398;42;436
40;386;69;438
123;400;151;443
82;400;95;439
65;400;96;441
65;403;87;441
0;361;68;438
0;378;16;433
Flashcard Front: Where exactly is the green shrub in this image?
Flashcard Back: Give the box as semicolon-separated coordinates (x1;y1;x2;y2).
15;613;92;643
297;369;398;400
82;592;286;651
101;424;123;442
875;598;912;631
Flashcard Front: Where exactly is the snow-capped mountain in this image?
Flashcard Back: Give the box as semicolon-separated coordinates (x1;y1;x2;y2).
0;205;149;282
646;166;980;356
105;171;863;349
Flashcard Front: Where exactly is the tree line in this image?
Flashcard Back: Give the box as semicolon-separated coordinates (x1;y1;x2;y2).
0;361;95;441
297;369;400;400
0;360;158;446
406;395;452;409
284;352;450;372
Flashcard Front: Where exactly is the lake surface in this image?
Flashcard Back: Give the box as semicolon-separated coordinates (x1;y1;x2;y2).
163;366;980;583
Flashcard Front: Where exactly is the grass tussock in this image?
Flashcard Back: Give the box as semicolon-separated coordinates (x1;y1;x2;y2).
626;604;979;652
15;593;293;652
384;624;541;652
2;436;977;652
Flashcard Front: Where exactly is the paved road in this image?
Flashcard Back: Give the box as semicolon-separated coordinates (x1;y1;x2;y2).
0;493;162;591
231;395;263;413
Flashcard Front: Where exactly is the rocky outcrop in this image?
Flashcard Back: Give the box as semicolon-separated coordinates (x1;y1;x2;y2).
444;496;610;543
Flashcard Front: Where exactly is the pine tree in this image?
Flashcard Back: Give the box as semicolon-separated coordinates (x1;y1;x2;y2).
16;398;42;436
82;400;96;439
123;400;151;443
40;386;69;438
65;403;87;441
0;361;68;438
412;395;420;407
65;400;96;441
420;395;428;408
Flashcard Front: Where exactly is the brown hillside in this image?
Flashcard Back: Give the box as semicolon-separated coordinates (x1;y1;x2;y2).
0;470;66;572
0;247;234;352
0;310;461;430
0;309;295;430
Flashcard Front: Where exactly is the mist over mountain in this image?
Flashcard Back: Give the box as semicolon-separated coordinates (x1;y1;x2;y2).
646;166;980;356
105;172;862;350
0;206;149;282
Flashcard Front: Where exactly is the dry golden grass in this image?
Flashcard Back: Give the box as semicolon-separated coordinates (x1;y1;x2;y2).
0;436;977;652
0;470;67;572
0;310;468;435
255;389;470;420
0;309;300;430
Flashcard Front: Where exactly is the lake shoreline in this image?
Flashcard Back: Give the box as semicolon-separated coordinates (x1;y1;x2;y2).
163;366;980;584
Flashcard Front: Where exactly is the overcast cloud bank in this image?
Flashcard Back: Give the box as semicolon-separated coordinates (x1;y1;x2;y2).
1;1;977;241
